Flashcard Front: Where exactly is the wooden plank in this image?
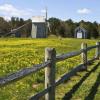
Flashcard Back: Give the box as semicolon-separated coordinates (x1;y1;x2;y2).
87;57;97;64
55;57;96;87
56;50;82;62
5;22;31;37
55;64;83;86
0;61;50;86
86;45;97;51
95;42;100;59
29;57;96;99
45;48;56;100
56;45;98;63
81;43;87;70
30;86;51;100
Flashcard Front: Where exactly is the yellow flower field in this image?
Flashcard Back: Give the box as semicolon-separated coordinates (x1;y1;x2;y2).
0;38;99;100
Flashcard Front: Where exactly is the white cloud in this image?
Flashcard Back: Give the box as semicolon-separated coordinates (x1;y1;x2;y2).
77;8;91;14
0;4;34;20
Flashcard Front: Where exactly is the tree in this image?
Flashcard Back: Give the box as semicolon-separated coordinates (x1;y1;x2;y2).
92;21;99;38
48;17;61;36
57;22;67;37
25;19;32;37
98;24;100;37
65;19;77;37
0;17;11;36
10;17;17;29
0;16;99;38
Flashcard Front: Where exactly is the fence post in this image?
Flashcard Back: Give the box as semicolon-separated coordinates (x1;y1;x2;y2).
95;42;100;59
45;48;56;100
81;43;87;70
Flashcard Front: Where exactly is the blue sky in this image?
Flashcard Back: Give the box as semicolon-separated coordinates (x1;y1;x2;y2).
0;0;100;22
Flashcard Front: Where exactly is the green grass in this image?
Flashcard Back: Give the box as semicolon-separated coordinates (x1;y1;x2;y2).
0;38;100;100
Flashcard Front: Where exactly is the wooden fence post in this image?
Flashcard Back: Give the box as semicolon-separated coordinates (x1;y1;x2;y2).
45;48;56;100
81;43;87;70
95;42;100;59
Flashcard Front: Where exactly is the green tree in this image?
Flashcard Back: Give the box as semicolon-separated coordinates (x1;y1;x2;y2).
65;19;77;37
0;17;11;36
48;17;61;36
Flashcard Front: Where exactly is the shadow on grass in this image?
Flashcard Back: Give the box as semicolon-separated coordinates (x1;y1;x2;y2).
85;73;100;100
63;62;100;100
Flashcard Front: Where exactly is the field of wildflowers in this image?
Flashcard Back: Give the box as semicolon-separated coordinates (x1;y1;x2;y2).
0;38;99;100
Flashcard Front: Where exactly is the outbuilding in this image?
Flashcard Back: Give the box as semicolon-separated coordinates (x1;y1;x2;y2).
74;26;88;39
31;16;47;38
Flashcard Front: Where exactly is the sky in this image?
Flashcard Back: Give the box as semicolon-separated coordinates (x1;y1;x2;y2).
0;0;100;22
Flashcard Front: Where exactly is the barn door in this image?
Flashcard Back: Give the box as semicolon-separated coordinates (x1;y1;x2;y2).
31;24;37;38
77;32;82;38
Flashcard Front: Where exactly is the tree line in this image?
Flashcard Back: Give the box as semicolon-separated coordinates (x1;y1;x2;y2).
0;16;100;38
48;18;100;39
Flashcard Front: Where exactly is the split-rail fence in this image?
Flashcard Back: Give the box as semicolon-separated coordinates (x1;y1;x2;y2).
0;42;100;100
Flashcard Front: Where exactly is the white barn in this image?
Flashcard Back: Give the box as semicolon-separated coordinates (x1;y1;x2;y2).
74;27;88;39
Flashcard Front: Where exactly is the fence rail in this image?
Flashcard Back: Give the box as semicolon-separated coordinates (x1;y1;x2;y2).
30;57;97;100
0;42;100;100
0;61;50;86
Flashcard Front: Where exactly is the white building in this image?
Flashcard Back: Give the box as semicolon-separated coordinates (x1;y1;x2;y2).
31;16;47;38
74;27;88;39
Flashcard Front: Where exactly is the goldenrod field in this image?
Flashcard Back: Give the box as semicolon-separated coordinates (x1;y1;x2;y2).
0;38;100;100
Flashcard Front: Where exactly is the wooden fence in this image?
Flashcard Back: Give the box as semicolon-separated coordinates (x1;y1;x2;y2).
0;42;100;100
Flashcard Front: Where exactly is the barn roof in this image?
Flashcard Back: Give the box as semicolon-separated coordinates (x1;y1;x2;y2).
75;26;87;32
